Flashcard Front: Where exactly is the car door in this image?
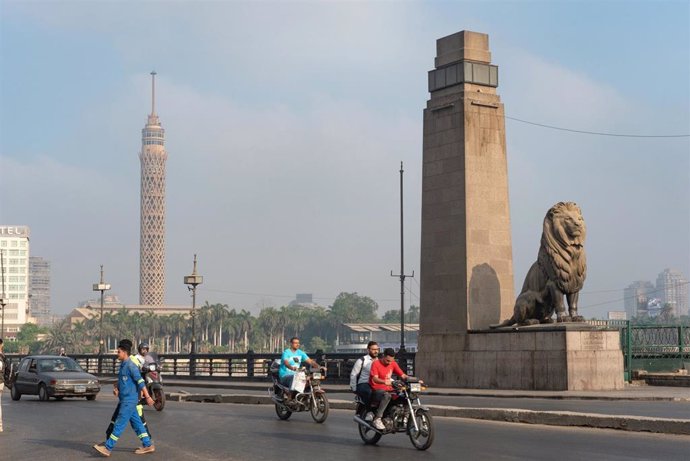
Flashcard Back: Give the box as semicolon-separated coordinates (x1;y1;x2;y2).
14;358;30;393
25;358;40;394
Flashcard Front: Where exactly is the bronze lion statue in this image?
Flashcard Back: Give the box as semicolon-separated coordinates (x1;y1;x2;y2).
492;202;587;327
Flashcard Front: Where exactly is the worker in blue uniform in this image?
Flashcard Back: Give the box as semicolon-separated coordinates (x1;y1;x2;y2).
105;349;153;441
93;339;156;457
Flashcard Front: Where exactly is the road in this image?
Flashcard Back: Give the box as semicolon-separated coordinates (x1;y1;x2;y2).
165;385;690;420
1;390;689;460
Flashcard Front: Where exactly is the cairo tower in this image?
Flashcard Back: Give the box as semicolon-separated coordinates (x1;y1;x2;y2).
139;71;167;305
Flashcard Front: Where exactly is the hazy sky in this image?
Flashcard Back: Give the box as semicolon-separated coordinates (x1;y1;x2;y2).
1;1;688;319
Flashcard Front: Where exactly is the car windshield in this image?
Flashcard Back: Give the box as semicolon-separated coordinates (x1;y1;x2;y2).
37;358;83;373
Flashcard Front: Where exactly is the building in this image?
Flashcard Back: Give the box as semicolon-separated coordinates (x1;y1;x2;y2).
29;256;52;325
0;225;30;339
288;293;319;308
67;303;191;325
656;269;689;317
335;323;419;353
139;71;168;306
623;281;655;319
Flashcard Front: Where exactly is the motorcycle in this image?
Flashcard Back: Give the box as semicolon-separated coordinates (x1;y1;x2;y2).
141;354;165;411
353;379;435;450
268;359;329;423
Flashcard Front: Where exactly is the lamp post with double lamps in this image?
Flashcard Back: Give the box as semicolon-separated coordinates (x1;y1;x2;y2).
184;254;203;376
92;265;111;373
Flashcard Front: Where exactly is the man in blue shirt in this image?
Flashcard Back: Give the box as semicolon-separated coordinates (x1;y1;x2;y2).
279;337;321;392
93;339;156;457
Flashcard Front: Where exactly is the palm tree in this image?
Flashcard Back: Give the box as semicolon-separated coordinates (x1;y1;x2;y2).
42;319;73;354
237;309;253;352
259;307;280;352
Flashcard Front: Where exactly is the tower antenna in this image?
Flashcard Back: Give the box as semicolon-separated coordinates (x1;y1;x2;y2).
150;71;157;115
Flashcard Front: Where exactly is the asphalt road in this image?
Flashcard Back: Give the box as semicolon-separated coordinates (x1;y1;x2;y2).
165;385;690;420
1;390;689;460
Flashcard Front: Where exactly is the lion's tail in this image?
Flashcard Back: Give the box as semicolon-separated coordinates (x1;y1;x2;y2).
490;316;517;329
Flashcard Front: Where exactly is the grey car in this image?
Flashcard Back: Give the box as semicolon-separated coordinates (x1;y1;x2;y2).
9;355;101;401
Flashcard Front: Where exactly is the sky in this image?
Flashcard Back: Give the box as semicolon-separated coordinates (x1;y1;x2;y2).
1;0;688;319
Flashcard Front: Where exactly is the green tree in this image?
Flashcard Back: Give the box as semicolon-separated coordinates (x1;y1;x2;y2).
307;336;329;353
381;309;401;323
329;292;378;324
17;323;44;342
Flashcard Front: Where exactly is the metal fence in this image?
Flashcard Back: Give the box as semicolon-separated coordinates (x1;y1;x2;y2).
6;323;688;385
3;351;416;385
588;320;690;381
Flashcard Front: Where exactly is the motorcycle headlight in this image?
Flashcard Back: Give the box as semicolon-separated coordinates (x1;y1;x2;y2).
148;364;157;371
312;372;322;380
410;383;422;393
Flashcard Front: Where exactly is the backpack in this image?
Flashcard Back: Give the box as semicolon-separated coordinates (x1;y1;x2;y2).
354;355;368;384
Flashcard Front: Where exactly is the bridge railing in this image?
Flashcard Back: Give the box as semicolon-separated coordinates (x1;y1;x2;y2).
587;320;690;381
3;351;416;385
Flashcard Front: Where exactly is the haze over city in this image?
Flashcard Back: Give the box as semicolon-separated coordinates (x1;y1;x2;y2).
1;1;688;319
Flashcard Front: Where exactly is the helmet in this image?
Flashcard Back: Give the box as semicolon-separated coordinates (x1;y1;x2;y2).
138;342;149;353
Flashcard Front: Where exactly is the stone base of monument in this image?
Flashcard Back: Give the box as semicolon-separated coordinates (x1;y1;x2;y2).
416;324;625;391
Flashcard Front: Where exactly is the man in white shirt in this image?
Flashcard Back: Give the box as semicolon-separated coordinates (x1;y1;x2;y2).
349;341;379;405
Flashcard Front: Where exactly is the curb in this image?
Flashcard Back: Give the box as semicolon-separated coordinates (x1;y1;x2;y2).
166;392;690;436
99;378;690;402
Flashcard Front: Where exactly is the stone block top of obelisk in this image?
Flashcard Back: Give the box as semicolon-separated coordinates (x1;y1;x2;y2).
435;30;491;67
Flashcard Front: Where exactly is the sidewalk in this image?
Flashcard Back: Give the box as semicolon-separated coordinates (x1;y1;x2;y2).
101;377;690;401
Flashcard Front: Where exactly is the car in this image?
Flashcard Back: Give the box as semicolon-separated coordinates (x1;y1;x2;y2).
8;355;101;401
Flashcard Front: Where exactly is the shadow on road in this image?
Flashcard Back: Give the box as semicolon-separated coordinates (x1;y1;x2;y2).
24;438;104;457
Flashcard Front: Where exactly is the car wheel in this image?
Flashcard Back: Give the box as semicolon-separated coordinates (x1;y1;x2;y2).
86;394;97;401
38;383;49;401
10;384;22;401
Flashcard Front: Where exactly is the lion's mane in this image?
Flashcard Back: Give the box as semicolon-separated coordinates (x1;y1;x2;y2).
537;202;587;295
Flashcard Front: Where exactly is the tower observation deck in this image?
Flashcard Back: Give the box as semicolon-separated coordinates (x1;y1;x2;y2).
139;71;167;305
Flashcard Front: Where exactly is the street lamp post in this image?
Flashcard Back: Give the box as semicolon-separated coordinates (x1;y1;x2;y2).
92;265;111;374
0;249;7;340
391;162;414;357
184;254;203;376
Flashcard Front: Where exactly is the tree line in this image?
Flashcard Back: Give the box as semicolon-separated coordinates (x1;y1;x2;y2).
4;292;420;355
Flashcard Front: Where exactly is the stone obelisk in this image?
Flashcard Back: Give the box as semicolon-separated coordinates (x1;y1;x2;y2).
416;31;515;385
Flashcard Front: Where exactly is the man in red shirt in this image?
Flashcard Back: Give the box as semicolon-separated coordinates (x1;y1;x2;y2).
368;348;409;430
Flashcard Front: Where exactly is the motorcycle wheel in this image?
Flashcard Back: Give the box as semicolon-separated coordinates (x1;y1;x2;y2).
275;403;292;420
358;411;382;445
407;409;434;450
153;388;165;411
310;393;329;423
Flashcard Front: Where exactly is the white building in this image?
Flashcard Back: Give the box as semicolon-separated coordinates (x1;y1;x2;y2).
0;225;30;339
656;269;689;317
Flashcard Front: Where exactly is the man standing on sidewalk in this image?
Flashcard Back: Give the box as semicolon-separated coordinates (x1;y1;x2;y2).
93;339;156;457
